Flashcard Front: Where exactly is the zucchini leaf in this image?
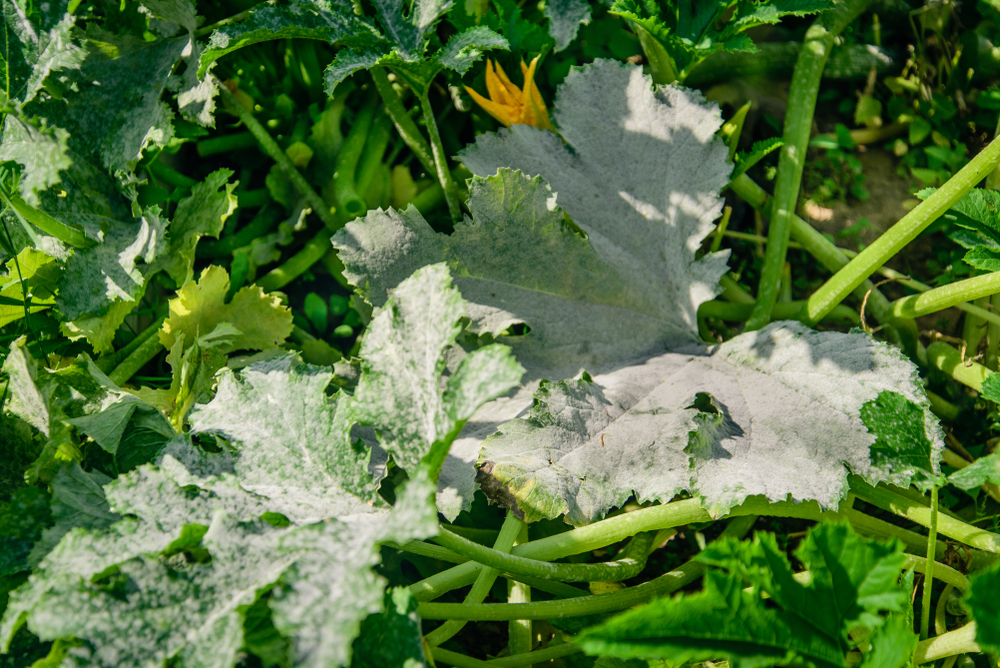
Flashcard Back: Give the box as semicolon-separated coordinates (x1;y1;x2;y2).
577;522;917;668
967;561;1000;655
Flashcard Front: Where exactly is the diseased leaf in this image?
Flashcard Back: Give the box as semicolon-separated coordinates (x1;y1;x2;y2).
544;0;591;51
188;354;382;523
948;453;1000;490
1;2;85;104
27;462;119;567
437;26;509;74
577;522;913;668
150;169;238;286
477;322;942;524
352;263;524;475
160;264;293;354
0;117;72;206
198;0;379;76
55;206;167;321
337;60;730;380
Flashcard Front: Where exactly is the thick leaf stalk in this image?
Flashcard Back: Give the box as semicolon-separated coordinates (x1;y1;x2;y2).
804;136;1000;325
419;91;463;220
747;0;874;330
370;66;437;175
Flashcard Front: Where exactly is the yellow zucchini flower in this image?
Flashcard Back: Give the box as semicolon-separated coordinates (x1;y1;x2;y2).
465;57;554;132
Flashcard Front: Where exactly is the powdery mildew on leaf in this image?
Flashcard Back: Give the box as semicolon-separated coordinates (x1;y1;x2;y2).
352;264;524;473
188;355;381;522
544;0;591;51
478;322;944;524
459;59;731;363
336;60;731;382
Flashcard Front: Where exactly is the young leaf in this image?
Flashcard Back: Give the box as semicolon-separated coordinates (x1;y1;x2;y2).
337;60;731;380
160;264;293;355
577;522;914;668
149;169;238;286
731;137;783;180
477;322;942;524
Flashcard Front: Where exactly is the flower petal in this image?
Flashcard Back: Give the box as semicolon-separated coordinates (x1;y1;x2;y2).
465;85;515;127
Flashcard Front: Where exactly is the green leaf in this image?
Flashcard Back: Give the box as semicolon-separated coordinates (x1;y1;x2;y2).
349;587;427;668
861;391;942;491
150;169;238;286
731;137;783;180
577;522;913;668
0;116;72;206
338;61;731;381
198;0;379;77
948;453;1000;490
477;322;942;524
940;188;1000;247
0;248;58;330
160;264;293;355
544;0;591;51
351;264;523;517
437;26;508;74
967;561;1000;654
372;0;452;59
0;488;52;576
1;339;173;483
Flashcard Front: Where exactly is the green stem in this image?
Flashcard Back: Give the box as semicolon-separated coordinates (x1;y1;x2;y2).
215;80;338;230
411;497;825;602
2;191;94;249
195;132;258;157
803;136;1000;325
729;173;891;321
849;475;1000;553
148;161;198;190
257;228;333;292
432;528;654;583
632;24;677;84
417;91;462;220
370;66;436;175
926;341;992;392
508;522;532;662
95;316;165;375
913;622;980;665
920;486;939;640
334;96;377;219
355;109;394;193
746;0;873;330
417;516;757;622
412;182;444;214
988;293;1000;370
424;512;525;647
905;553;967;592
889;272;1000;319
431;643;581;668
198;204;282;258
386;540;589;599
109;326;165;386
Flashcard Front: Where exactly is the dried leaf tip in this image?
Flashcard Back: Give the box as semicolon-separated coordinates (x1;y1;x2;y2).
465;57;554;131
